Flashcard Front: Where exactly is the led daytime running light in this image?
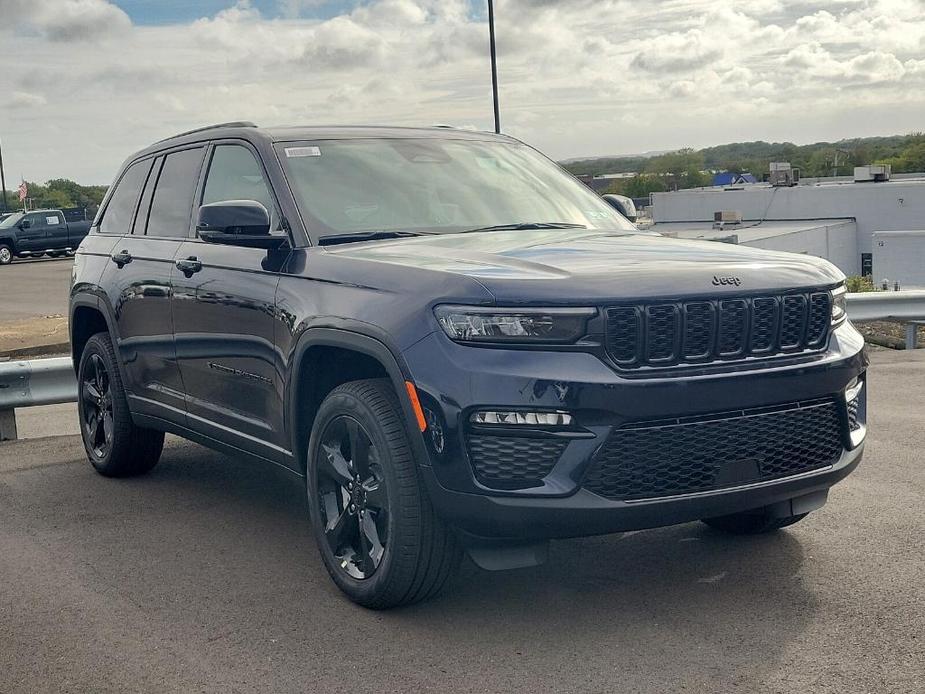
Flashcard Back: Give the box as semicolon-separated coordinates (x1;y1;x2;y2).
471;410;573;426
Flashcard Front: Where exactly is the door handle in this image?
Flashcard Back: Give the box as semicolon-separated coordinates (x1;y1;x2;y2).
111;250;132;267
176;256;202;277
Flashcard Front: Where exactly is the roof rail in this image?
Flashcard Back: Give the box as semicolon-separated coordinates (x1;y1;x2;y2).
155;121;258;144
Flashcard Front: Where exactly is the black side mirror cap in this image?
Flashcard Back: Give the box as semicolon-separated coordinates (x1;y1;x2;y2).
196;200;286;249
602;194;638;223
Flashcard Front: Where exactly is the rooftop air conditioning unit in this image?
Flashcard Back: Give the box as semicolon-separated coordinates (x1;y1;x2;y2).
714;210;743;223
769;162;800;187
854;164;892;182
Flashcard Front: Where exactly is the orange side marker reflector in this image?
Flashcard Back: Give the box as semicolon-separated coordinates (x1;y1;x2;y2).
405;381;428;432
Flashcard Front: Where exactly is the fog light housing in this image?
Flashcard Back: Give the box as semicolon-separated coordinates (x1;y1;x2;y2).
844;376;865;447
471;410;573;427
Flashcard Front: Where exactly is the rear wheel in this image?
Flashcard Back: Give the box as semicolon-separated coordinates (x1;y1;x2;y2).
77;333;164;477
0;245;12;265
307;378;462;609
702;509;808;535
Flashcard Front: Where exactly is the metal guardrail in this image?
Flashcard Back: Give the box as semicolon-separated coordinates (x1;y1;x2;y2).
846;290;925;349
0;357;76;441
0;291;923;441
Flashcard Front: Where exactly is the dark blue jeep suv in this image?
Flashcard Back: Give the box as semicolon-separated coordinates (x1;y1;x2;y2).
70;122;867;608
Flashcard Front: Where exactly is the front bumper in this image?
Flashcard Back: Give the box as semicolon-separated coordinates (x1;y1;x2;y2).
421;444;863;540
402;321;868;540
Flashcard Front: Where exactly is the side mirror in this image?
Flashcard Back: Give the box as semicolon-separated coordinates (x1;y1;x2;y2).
19;219;32;229
196;200;285;249
602;194;638;223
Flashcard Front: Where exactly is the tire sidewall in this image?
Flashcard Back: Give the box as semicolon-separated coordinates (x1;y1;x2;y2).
77;334;123;472
306;388;406;603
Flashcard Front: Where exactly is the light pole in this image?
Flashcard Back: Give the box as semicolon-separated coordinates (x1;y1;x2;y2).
0;137;7;212
488;0;500;134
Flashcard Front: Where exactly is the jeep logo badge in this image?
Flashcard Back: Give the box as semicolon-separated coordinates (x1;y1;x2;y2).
712;275;742;286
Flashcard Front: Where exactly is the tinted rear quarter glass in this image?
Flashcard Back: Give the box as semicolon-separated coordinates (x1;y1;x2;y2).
99;159;153;235
145;147;205;238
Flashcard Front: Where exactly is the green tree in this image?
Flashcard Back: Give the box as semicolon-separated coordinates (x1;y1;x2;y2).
616;175;668;198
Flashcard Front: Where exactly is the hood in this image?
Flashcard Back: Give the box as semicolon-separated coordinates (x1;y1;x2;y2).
324;229;844;303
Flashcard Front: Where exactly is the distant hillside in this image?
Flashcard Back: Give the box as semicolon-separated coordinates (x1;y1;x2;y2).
562;133;925;197
563;133;923;177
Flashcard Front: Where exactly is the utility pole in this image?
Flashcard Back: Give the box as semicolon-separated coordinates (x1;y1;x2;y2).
0;137;7;212
488;0;501;134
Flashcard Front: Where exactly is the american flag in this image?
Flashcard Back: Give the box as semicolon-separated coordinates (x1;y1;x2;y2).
17;181;27;202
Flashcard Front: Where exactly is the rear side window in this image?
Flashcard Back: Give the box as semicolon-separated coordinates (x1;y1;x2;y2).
99;159;152;235
145;147;205;238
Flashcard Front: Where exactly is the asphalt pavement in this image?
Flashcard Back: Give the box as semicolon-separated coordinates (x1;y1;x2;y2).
0;256;73;320
1;349;923;693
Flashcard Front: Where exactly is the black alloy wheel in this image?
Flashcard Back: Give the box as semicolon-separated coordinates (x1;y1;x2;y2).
307;379;462;609
80;353;114;460
77;332;164;477
316;416;389;579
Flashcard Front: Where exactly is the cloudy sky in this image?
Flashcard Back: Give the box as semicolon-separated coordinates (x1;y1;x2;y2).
0;0;923;184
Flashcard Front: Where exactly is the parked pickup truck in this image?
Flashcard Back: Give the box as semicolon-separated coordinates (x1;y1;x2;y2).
0;209;91;265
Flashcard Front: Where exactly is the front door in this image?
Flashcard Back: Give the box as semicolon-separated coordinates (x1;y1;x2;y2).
17;213;48;253
171;142;290;461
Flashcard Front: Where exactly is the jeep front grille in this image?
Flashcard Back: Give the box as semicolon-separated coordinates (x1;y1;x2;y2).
605;290;831;369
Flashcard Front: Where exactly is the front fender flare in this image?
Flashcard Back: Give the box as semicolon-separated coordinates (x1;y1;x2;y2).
285;327;431;472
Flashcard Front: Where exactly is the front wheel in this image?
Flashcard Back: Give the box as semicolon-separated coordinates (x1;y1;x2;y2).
702;509;808;535
77;332;165;477
0;245;12;265
306;379;462;609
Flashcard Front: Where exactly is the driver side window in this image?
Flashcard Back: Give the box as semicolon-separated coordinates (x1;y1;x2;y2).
201;145;281;234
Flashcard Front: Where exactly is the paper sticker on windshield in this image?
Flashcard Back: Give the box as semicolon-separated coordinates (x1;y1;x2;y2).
46;216;59;225
285;146;322;158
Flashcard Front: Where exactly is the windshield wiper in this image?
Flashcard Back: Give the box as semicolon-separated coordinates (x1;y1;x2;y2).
459;222;587;234
318;230;432;246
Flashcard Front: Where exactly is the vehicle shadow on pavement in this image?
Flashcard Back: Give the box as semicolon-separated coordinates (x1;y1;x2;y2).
2;437;816;692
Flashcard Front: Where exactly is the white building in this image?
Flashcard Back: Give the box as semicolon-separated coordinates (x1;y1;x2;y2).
649;176;925;286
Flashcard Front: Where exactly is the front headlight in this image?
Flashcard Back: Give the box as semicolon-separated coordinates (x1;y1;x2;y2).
831;284;848;326
434;305;596;344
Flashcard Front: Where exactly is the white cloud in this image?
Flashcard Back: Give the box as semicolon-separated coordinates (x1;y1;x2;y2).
8;91;48;108
0;0;923;183
1;0;130;42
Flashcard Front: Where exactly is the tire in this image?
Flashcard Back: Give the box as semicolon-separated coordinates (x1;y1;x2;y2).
306;378;462;609
0;245;12;265
702;509;808;535
77;332;164;477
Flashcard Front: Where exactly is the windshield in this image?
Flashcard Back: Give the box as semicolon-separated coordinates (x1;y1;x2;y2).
275;138;636;239
0;212;24;229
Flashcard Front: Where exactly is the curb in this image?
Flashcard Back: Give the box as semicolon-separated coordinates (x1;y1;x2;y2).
0;341;71;361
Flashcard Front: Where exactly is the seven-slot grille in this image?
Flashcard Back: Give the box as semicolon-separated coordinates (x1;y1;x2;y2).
605;290;832;369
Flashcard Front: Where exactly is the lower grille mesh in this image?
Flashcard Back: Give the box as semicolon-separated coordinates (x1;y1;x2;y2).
467;434;567;487
583;401;844;501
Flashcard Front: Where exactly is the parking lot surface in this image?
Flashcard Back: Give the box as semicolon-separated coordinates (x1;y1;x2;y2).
1;350;923;693
0;257;73;321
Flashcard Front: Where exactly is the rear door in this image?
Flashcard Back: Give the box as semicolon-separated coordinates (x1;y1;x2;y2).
171;141;290;460
42;211;69;249
98;147;205;421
